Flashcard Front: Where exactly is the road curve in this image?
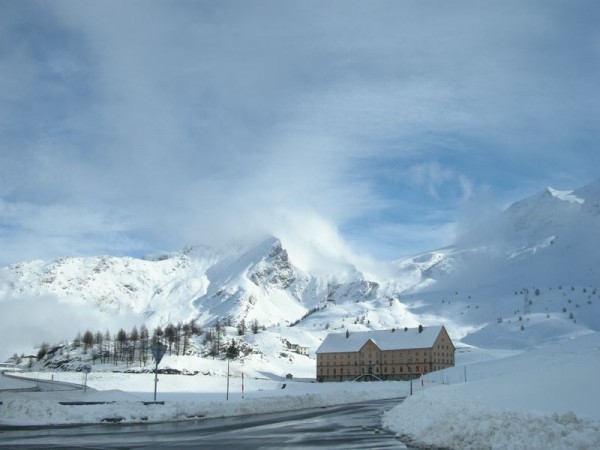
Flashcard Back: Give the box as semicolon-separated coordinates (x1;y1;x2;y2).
0;397;413;449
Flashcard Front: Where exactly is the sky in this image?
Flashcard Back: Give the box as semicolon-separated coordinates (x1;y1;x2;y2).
1;0;599;268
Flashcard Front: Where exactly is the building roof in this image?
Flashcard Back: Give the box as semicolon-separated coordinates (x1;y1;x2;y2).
316;326;445;354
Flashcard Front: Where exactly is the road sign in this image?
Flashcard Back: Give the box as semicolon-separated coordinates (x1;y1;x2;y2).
150;342;168;402
81;364;92;394
150;343;168;364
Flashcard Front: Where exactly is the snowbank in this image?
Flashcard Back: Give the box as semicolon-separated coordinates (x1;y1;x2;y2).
383;334;600;449
0;374;407;426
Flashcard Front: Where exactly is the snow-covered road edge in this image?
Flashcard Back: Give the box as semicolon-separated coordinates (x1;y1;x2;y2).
0;384;405;426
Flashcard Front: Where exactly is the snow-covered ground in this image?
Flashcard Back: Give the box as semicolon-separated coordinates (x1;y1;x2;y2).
0;371;407;426
383;333;600;449
2;333;599;450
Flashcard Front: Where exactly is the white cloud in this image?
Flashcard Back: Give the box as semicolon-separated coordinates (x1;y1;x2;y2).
0;293;138;361
0;1;598;267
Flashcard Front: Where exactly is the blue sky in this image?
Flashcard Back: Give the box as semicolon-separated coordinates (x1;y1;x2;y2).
1;0;599;267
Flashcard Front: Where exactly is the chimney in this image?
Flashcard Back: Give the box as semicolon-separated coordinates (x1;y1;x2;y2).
404;327;408;332
418;324;424;333
345;329;350;339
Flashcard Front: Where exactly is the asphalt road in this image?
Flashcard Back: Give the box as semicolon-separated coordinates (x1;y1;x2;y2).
0;397;413;449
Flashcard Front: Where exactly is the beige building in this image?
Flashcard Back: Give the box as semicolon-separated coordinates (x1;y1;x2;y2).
316;325;455;382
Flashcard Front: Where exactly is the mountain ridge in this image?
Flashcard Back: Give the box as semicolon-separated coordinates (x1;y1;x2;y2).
1;179;599;359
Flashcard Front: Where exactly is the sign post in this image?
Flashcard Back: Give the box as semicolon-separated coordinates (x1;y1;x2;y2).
82;364;92;394
150;342;168;402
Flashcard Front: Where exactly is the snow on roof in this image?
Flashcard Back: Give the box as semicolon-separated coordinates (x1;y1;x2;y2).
316;326;445;354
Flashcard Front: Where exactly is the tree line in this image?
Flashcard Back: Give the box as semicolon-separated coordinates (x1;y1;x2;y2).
32;317;265;366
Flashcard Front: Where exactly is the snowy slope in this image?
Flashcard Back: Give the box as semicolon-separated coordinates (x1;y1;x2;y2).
394;180;600;348
0;236;412;352
1;180;599;362
383;332;600;450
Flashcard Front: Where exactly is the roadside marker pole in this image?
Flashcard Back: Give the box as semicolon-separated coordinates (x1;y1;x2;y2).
226;358;230;401
242;372;245;400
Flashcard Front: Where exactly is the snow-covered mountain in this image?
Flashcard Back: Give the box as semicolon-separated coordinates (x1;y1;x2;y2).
1;180;599;358
0;235;411;333
395;180;600;348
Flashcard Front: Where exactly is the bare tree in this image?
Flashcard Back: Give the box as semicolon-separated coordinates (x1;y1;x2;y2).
152;326;164;345
82;330;94;354
164;324;176;355
129;326;139;364
182;322;191;355
116;328;127;364
139;325;149;365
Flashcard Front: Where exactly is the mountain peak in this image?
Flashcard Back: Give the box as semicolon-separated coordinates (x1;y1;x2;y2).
247;237;297;290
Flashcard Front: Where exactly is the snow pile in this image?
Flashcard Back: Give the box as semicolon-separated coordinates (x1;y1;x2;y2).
383;333;600;449
385;398;598;450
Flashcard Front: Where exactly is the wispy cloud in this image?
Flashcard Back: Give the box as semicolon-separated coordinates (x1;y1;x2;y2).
0;1;598;266
407;162;473;201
